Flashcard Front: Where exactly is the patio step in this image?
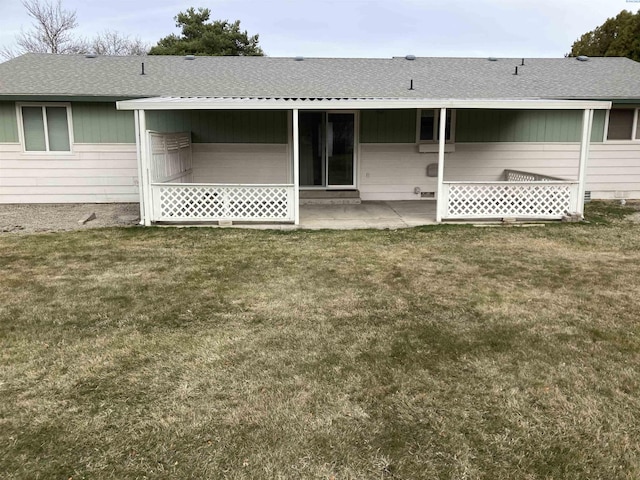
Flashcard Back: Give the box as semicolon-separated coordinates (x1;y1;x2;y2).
299;190;361;205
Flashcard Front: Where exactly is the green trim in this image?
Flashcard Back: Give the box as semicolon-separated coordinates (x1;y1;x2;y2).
146;110;288;143
0;102;18;143
601;99;640;104
0;95;141;102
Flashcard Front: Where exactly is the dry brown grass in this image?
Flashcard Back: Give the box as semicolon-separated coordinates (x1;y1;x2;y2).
1;202;640;479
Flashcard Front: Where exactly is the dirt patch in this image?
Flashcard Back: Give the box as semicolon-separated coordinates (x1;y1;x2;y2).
0;203;140;234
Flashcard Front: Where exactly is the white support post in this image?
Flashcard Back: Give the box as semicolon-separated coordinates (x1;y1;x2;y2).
138;109;152;226
577;108;593;218
436;107;447;223
134;110;145;225
292;108;300;225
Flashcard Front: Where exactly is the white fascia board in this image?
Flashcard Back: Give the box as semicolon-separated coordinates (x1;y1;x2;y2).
116;97;612;111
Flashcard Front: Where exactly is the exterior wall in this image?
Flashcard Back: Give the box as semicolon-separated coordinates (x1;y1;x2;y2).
359;109;606;144
0;102;19;143
0;143;138;203
588;143;640;199
1;99;639;204
192;144;290;184
359;143;581;201
0;101;138;203
72;103;135;144
146;110;288;143
150;110;291;185
358;108;630;202
455;109;605;143
359;142;640;202
360;109;416;143
359;144;437;201
444;143;580;182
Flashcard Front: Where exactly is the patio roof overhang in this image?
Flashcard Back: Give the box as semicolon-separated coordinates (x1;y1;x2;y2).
117;96;612;111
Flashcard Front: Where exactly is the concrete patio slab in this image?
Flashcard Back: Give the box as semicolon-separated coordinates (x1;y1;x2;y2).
298;201;437;229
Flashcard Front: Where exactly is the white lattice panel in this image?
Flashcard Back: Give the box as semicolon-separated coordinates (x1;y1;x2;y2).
149;132;192;183
151;184;294;222
444;182;579;219
505;171;536;182
504;169;564;182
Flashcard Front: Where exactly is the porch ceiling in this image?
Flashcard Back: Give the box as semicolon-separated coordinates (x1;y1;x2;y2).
117;96;611;111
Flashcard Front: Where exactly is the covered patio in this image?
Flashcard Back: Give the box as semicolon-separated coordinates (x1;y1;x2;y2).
117;97;610;227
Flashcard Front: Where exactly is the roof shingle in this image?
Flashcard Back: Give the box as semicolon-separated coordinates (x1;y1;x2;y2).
1;53;639;100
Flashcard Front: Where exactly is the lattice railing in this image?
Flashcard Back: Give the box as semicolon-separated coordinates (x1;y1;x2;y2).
442;181;579;219
150;183;295;222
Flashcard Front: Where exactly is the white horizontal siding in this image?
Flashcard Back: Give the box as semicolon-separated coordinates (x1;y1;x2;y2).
3;139;639;204
445;143;580;182
0;143;138;203
359;144;437;201
358;143;581;201
587;143;640;199
359;142;640;201
192;143;289;184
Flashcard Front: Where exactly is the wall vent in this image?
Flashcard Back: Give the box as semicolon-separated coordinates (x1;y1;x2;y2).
584;191;591;203
421;191;435;198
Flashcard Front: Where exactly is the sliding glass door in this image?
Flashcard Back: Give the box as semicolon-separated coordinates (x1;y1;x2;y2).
299;112;355;188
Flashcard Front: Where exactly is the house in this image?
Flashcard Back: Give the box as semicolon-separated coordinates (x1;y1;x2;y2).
1;53;640;225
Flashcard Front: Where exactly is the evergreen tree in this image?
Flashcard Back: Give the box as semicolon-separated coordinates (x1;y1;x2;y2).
149;8;263;56
570;10;640;61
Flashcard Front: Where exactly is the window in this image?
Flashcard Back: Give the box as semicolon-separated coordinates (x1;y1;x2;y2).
606;108;640;141
18;104;72;152
418;109;455;143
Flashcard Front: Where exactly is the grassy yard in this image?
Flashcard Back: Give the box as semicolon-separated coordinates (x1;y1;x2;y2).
1;202;640;479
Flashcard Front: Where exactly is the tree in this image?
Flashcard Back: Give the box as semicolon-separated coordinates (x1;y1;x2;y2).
1;0;147;59
1;0;80;58
149;7;263;56
570;10;640;61
89;31;147;56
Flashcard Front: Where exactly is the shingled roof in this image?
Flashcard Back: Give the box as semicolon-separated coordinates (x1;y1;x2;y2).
1;53;640;100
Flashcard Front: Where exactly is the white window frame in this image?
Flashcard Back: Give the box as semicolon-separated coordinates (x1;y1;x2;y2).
16;102;74;154
604;107;640;143
416;108;456;144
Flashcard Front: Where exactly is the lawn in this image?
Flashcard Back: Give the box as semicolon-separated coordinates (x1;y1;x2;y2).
1;202;640;479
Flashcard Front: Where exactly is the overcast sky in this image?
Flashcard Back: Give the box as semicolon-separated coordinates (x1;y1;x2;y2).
0;0;636;58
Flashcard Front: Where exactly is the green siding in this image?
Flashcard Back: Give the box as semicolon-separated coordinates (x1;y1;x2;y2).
591;110;606;142
456;109;605;143
72;102;135;143
0;102;19;143
360;109;417;143
146;110;288;143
